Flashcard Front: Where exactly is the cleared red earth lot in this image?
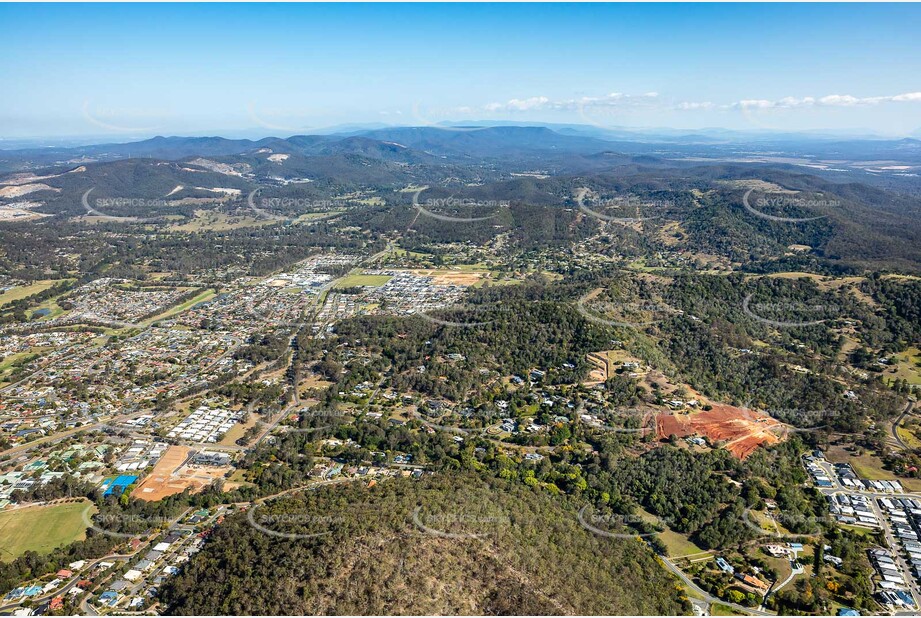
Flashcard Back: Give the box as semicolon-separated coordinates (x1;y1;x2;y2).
656;405;784;459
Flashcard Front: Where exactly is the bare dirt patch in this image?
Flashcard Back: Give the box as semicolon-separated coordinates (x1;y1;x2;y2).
220;413;259;447
656;405;784;459
132;445;231;501
586;353;608;384
404;269;487;286
716;179;796;193
0;183;60;198
584;350;647;385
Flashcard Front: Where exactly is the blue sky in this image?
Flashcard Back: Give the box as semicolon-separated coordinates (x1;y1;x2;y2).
2;3;921;139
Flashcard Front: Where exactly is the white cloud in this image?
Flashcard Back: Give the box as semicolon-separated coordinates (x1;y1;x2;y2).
485;96;550;112
677;101;715;111
817;94;861;106
439;89;921;120
482;92;658;113
736;99;775;110
725;91;921;110
778;96;816;108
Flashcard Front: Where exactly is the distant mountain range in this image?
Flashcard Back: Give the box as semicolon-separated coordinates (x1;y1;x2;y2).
2;122;919;273
4;125;920;182
0;126;615;161
0;127;640;178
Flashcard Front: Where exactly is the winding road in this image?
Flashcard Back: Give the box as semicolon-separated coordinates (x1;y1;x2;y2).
891;401;916;452
658;554;776;616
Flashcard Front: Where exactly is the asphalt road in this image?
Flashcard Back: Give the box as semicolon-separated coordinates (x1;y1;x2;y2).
0;552;136;614
891;401;916;451
658;554;776;616
815;455;921;610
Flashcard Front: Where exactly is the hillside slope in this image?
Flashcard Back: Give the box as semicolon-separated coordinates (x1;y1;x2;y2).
160;474;688;615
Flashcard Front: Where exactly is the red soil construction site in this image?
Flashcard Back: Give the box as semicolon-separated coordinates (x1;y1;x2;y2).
656;405;784;459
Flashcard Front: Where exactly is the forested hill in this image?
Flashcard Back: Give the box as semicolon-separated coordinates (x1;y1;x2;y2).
160;474;688;615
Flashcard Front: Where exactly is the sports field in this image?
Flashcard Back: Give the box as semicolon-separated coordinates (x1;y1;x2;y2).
0;279;67;307
142;288;216;325
333;274;392;288
0;501;94;562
